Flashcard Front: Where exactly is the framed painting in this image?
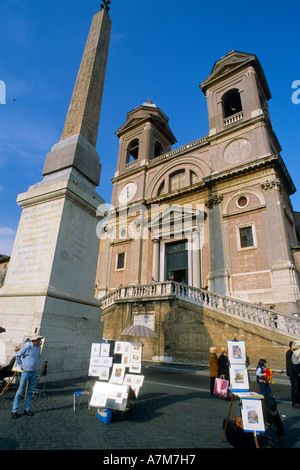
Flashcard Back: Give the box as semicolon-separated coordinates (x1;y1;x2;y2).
98;356;113;367
89;356;103;367
123;374;136;386
124;374;144;389
88;365;102;377
122;354;130;365
229;365;249;392
129;362;141;373
100;343;110;357
98;367;110;381
109;364;126;384
241;398;265;433
114;341;131;355
131;343;142;353
90;343;101;357
130;350;142;364
228;340;246;364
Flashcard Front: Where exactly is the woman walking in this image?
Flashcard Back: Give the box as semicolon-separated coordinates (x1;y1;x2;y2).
209;346;218;396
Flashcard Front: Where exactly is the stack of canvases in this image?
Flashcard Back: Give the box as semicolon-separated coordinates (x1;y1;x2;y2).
88;340;144;417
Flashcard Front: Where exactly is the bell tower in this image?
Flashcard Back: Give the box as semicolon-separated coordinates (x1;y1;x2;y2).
111;99;176;207
200;51;281;172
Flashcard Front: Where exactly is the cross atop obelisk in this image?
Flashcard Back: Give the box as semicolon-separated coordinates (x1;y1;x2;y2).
43;4;112;185
100;1;111;11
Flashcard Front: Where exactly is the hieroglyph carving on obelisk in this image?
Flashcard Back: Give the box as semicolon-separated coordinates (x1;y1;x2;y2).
61;8;111;147
42;7;112;186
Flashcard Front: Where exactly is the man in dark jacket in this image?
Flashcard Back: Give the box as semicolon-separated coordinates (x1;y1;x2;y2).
286;342;300;408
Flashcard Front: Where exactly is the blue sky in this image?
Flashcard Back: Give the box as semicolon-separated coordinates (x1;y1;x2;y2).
0;0;299;255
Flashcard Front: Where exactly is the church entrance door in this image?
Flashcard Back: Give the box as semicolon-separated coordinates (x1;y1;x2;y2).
166;240;188;283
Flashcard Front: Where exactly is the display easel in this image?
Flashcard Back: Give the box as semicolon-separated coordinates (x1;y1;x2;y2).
0;372;19;397
222;392;264;448
76;339;145;423
223;340;265;448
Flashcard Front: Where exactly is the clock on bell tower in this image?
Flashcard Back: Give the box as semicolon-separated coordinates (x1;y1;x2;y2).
118;181;137;204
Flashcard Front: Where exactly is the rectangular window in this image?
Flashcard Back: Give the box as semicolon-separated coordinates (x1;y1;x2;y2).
116;252;125;270
239;226;254;248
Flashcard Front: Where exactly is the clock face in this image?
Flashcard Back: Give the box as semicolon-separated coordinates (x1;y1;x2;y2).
119;182;137;203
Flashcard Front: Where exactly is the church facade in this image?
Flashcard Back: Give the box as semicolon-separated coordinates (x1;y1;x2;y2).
96;51;300;317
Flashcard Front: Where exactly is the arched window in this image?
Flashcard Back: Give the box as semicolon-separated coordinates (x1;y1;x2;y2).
157;181;165;196
222;89;242;118
154;168;202;198
190;171;199;185
170;170;185;192
126;139;139;163
154;142;164;158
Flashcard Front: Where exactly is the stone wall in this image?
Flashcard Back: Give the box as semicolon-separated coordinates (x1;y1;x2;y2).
101;297;293;370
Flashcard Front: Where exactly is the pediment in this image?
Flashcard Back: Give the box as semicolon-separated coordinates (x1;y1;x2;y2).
116;109;176;144
211;51;256;75
200;51;256;89
116;117;144;135
200;50;270;99
150;205;204;238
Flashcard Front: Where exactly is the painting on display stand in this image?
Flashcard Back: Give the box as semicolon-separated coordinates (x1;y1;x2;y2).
241;398;265;433
227;340;247;365
229;364;249;392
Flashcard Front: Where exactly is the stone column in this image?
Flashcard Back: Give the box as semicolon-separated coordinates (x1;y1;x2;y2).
192;230;201;288
152;239;160;282
206;195;229;296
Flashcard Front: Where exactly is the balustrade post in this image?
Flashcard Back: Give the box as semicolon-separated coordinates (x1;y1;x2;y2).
156;283;162;296
277;314;287;332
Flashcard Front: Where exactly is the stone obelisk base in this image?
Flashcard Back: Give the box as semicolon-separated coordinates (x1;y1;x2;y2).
0;295;102;382
0;165;105;381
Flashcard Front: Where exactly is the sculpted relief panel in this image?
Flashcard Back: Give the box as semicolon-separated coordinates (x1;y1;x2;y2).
223;139;252;164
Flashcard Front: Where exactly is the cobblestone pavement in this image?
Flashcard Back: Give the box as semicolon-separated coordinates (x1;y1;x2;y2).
0;371;299;453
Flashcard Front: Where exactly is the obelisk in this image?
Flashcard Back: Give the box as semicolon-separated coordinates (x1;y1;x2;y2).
0;4;112;381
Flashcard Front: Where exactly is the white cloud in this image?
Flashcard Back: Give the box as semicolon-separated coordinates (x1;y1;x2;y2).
0;227;16;236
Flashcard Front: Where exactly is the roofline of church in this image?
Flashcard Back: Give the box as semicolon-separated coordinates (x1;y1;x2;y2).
115;112;177;144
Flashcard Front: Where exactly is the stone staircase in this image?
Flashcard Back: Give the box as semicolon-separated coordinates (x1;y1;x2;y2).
100;281;300;341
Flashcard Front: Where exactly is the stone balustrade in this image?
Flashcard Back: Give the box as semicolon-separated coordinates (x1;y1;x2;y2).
100;281;300;340
223;111;243;126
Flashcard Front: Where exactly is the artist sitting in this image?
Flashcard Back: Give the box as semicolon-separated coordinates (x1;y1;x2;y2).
0;346;20;383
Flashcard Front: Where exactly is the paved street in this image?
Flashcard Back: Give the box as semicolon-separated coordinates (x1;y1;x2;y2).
0;364;299;455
